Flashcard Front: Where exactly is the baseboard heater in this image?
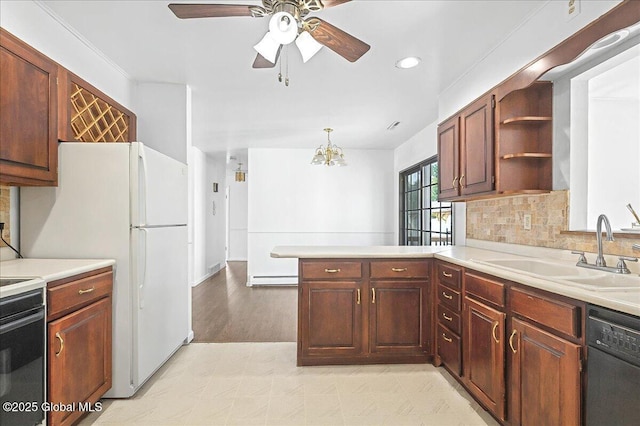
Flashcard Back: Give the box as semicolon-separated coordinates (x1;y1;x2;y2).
250;275;298;286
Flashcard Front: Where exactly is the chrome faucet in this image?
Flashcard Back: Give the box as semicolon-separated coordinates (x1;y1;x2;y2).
595;214;614;267
573;214;638;274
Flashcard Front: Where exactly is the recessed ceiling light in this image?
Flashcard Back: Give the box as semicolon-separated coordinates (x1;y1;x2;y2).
395;56;421;69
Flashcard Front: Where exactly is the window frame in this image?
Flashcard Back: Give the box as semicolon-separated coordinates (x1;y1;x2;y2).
399;155;454;246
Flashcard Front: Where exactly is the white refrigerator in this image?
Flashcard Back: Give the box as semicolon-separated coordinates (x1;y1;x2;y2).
20;142;190;398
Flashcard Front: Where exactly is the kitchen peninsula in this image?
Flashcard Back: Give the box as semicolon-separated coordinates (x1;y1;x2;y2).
272;244;640;425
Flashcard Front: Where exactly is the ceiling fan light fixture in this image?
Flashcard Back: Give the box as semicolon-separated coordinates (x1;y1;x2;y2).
395;56;422;69
295;30;323;63
269;11;298;45
254;31;281;63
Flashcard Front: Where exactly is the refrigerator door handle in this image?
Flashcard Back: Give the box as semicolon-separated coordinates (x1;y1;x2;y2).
139;228;147;309
138;146;148;227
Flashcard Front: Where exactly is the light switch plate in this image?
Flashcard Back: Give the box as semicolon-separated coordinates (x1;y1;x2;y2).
524;214;532;230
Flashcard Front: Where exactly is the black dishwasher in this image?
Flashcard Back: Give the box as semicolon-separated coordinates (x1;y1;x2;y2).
586;304;640;426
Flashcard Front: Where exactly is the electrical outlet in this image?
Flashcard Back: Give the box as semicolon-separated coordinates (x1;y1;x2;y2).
523;214;532;230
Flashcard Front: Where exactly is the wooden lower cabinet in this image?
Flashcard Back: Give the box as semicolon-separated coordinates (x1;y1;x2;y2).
508;317;582;426
299;280;364;360
297;258;431;365
463;296;506;421
47;268;113;426
370;280;429;355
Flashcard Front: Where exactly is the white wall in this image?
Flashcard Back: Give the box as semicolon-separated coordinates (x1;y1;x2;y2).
439;1;622;122
190;148;228;285
134;83;189;163
227;168;248;262
247;148;395;285
206;154;227;276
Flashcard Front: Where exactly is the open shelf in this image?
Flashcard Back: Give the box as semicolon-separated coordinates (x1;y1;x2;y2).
501;116;552;125
501;152;552;160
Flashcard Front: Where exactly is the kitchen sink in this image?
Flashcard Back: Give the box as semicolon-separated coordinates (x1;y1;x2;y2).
558;274;640;292
475;258;596;277
473;258;640;292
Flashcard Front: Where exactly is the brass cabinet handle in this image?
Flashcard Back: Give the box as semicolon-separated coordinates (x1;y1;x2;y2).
371;288;376;304
460;174;466;188
324;268;341;273
442;312;453;322
442;333;453;343
55;332;64;357
356;289;361;305
452;176;459;189
442;291;453;300
391;268;408;272
509;330;517;353
78;287;95;295
442;271;453;278
492;322;500;343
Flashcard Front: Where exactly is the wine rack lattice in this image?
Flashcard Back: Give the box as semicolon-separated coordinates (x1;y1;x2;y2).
70;83;129;142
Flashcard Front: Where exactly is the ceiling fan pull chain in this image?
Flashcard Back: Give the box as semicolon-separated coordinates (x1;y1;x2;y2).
285;45;290;87
278;55;283;83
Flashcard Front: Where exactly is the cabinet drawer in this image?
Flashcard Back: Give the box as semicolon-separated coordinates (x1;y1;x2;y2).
437;262;462;289
301;261;362;280
438;284;461;311
509;287;580;338
465;272;505;307
370;260;429;279
48;271;113;320
437;324;461;376
438;304;461;335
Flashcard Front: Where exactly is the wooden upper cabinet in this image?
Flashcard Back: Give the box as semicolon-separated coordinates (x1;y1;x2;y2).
460;94;494;196
57;68;136;143
437;116;460;199
438;93;495;201
0;28;58;185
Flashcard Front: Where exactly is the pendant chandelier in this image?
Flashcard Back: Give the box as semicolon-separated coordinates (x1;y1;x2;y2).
310;128;346;167
235;163;246;182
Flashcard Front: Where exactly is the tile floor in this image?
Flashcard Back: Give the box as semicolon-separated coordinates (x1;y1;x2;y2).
81;343;498;426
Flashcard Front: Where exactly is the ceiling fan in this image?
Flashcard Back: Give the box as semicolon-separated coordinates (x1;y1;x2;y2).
168;1;370;68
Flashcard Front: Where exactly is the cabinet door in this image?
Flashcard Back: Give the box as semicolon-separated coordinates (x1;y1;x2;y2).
437;116;460;200
509;318;582;426
0;29;58;185
48;297;112;426
463;297;506;420
369;281;429;355
460;94;494;196
299;281;363;359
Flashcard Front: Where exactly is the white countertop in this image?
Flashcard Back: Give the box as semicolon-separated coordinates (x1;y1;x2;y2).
271;245;448;258
0;258;115;282
270;245;640;317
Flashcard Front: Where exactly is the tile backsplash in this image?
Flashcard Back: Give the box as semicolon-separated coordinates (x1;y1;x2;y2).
466;190;639;257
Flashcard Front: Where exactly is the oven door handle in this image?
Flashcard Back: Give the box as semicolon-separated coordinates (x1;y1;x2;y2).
0;309;44;335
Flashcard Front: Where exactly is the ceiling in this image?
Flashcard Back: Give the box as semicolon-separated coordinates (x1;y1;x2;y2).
41;0;547;155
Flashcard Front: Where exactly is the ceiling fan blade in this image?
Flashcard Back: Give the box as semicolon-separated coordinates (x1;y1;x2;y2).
168;4;254;19
308;18;370;62
252;47;282;68
321;0;352;8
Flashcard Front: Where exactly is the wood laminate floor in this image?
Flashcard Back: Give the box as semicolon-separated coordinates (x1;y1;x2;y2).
192;261;298;342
